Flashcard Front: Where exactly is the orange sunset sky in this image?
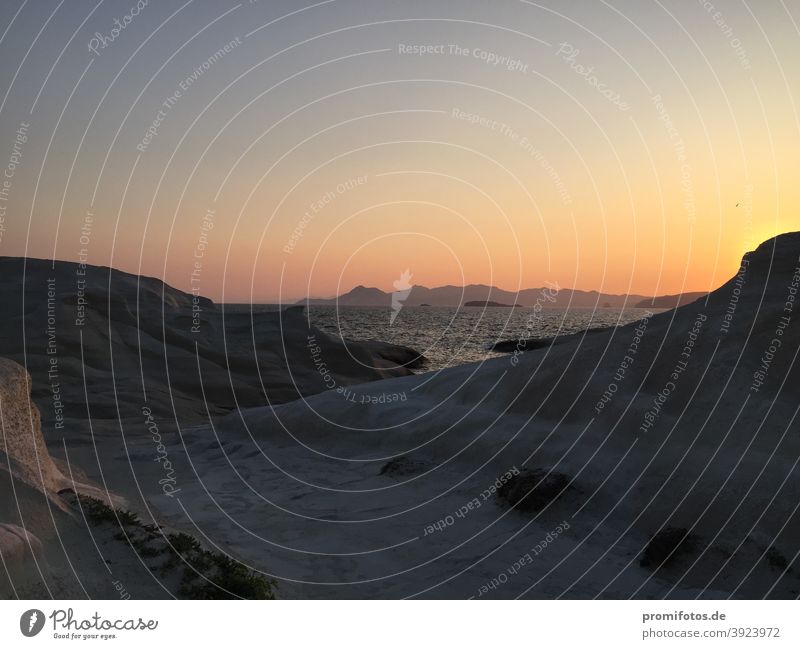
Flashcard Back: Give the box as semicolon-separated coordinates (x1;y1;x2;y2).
0;1;796;302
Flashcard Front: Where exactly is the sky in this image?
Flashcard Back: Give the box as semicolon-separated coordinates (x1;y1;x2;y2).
0;0;797;302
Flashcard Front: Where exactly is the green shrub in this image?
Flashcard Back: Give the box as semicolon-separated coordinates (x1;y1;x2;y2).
70;493;274;599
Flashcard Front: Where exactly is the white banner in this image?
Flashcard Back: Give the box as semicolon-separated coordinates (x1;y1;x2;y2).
1;600;796;647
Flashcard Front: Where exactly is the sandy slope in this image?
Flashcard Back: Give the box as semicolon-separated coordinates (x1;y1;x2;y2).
151;232;800;598
0;256;423;423
0;358;167;598
0;256;421;598
1;234;798;598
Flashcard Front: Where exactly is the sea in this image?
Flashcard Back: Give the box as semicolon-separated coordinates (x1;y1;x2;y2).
227;304;658;372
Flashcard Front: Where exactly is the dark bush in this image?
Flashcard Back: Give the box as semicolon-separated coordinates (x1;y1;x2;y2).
496;469;572;513
177;552;273;600
640;527;698;569
766;546;790;571
379;456;427;477
73;493;140;527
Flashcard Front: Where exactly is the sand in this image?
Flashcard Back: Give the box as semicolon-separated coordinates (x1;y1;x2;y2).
1;233;798;598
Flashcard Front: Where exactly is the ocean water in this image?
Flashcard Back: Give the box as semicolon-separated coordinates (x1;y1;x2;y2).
231;304;657;372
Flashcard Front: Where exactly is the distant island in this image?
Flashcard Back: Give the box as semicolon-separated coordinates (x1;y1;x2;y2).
299;283;708;309
464;300;519;307
634;292;707;308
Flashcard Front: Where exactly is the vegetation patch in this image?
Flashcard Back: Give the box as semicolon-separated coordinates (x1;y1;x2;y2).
640;527;699;569
379;456;429;477
63;491;274;599
766;546;790;572
496;469;573;513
